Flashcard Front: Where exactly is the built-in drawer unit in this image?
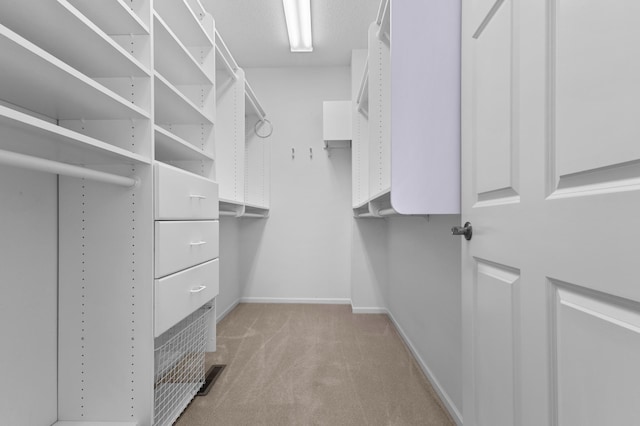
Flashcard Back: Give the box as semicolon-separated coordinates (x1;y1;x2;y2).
155;220;219;278
154;258;219;337
155;162;219;220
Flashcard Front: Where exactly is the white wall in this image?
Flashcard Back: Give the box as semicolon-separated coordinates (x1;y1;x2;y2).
350;219;388;312
386;215;462;422
0;167;58;425
238;67;353;302
217;217;241;321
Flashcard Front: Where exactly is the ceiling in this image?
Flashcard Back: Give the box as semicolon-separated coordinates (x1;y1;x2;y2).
201;0;380;68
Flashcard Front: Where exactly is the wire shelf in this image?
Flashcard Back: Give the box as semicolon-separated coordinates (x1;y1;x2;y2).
154;303;213;426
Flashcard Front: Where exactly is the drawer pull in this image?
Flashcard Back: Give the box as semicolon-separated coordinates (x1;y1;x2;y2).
189;194;207;199
189;285;207;293
189;241;207;246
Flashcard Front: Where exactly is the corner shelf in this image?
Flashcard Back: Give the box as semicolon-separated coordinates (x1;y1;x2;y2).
154;0;213;47
154;72;213;125
0;24;149;120
154;12;213;86
154;125;214;162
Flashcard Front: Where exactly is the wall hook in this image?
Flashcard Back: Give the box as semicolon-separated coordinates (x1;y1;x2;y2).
310;147;313;159
292;148;295;159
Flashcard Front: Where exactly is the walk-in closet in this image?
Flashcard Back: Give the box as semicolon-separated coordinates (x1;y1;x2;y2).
2;0;639;425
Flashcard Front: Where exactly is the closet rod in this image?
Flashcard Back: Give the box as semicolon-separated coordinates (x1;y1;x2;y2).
219;210;237;217
0;149;138;187
241;213;267;218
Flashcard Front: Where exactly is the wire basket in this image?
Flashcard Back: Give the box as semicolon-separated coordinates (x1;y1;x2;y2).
154;303;213;426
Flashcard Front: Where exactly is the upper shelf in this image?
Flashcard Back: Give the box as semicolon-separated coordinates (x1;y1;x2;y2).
154;0;213;47
245;81;266;120
66;0;150;35
215;30;239;80
154;72;213;125
153;12;213;86
356;59;370;117
0;23;149;121
376;0;390;45
0;0;151;79
154;125;214;162
0;104;150;166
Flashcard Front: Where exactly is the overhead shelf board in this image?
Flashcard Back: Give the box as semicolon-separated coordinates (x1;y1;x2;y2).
66;0;150;35
0;104;150;166
0;24;149;121
154;125;214;162
154;0;213;47
154;12;213;85
154;72;213;125
0;0;150;78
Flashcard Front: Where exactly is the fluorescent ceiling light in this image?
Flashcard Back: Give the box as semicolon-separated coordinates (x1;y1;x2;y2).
282;0;313;52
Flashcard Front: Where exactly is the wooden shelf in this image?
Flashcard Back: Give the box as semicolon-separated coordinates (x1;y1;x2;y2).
0;0;150;79
154;72;213;125
0;104;150;166
0;24;149;121
215;30;238;79
154;13;213;86
66;0;150;35
245;81;266;119
154;0;213;47
357;60;369;117
154;125;214;162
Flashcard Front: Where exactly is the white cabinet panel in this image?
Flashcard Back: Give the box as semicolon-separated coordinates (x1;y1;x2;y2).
154;220;218;278
323;101;352;141
155;259;219;337
154;162;218;220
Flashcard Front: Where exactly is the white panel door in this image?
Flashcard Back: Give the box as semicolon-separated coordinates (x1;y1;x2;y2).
461;1;640;425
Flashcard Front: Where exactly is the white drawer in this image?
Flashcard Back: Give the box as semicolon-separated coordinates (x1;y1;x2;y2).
155;220;219;278
155;259;219;337
155;162;219;220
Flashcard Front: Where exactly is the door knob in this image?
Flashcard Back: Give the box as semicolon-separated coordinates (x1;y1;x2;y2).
452;222;472;240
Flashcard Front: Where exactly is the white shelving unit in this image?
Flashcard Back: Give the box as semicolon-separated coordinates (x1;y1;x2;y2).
351;15;392;218
0;0;220;424
151;1;219;423
352;0;460;217
215;31;270;218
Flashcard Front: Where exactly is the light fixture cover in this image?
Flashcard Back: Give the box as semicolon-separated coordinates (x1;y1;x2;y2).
282;0;313;52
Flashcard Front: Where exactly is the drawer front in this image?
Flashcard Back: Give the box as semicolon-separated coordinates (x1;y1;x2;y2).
155;259;219;337
155;162;219;220
155;220;219;278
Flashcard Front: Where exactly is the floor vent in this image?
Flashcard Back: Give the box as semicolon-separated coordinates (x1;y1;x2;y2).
197;364;226;396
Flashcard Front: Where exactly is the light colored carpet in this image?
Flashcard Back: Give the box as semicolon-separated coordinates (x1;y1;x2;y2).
177;303;454;425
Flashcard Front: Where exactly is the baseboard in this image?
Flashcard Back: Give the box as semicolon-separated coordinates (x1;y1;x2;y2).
351;306;388;314
239;297;352;305
216;298;240;323
386;309;463;426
